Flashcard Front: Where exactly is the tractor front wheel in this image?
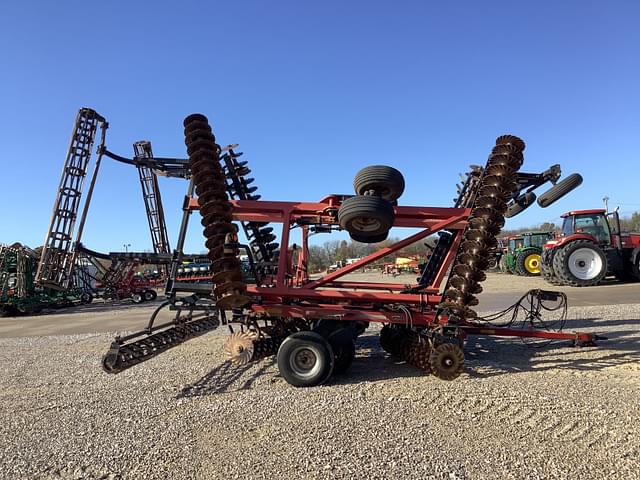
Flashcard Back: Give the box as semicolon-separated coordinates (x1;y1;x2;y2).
553;240;607;287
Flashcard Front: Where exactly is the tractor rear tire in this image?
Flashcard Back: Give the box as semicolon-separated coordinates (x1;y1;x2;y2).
541;248;563;285
505;192;537;218
516;247;542;276
338;195;395;241
552;240;607;287
353;165;405;202
277;332;334;387
537;173;583;208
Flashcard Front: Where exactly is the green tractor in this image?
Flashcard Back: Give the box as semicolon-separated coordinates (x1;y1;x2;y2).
499;232;553;276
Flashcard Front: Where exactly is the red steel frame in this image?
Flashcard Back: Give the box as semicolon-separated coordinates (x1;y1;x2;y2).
186;194;599;343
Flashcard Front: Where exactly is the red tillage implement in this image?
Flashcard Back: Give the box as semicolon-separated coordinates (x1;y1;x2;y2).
101;113;602;386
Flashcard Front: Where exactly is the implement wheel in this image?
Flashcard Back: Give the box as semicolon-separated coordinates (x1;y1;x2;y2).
516;247;542;276
277;332;334;387
353;165;405;202
429;343;464;381
338;195;395;241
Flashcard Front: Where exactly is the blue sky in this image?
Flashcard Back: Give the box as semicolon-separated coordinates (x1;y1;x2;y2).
1;1;639;254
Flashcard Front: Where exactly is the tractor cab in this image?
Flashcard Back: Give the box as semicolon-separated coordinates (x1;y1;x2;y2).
559;209;612;246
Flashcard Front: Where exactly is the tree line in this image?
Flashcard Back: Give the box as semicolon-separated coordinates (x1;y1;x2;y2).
308;211;640;272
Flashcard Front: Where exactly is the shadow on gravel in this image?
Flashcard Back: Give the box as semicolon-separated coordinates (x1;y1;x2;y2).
177;358;277;398
176;315;640;392
464;316;640;378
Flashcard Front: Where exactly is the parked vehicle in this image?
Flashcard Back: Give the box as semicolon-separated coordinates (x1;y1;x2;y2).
541;209;640;286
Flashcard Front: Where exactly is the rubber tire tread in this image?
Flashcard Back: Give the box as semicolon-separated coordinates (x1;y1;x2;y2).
277;331;334;387
537;173;583;208
552;240;607;287
353;165;405;202
516;247;542;276
504;192;536;218
541;248;563;285
338;195;395;238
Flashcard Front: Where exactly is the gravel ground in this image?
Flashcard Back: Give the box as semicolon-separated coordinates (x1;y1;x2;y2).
1;300;639;479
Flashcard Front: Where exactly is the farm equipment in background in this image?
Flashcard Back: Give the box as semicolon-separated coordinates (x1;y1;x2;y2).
94;110;602;387
541;209;640;286
499;231;553;276
35;108;171;300
75;245;163;303
1;243;93;316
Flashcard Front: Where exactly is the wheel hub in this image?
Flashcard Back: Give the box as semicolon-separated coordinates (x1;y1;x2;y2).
567;247;603;280
289;346;321;378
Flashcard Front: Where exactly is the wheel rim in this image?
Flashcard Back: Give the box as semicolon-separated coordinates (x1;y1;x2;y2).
351;217;382;233
567;248;602;280
524;254;541;274
289;345;322;379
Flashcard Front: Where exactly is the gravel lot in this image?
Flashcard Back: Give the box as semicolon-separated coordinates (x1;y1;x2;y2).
1;275;639;479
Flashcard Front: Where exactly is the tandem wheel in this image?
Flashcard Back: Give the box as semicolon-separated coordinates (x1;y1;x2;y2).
276;332;334;387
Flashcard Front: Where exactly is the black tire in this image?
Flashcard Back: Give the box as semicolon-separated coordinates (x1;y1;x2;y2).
541;248;563;285
131;293;144;304
143;289;157;301
331;339;356;375
516;247;542;276
338;195;395;239
537;173;583;208
353;165;405;202
349;232;388;243
505;192;536;218
277;332;334;387
80;293;93;305
552;240;607;287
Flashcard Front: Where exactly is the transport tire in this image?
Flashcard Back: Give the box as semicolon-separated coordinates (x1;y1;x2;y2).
504;192;536;218
552;240;607;287
349;232;388;243
338;195;395;240
353;165;405;202
277;332;334;387
516;247;542;276
537;173;583;208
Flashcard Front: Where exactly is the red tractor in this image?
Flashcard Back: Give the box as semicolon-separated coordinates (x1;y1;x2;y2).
541;209;640;286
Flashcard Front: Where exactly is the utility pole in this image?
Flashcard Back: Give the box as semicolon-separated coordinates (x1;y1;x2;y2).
603;196;610;212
